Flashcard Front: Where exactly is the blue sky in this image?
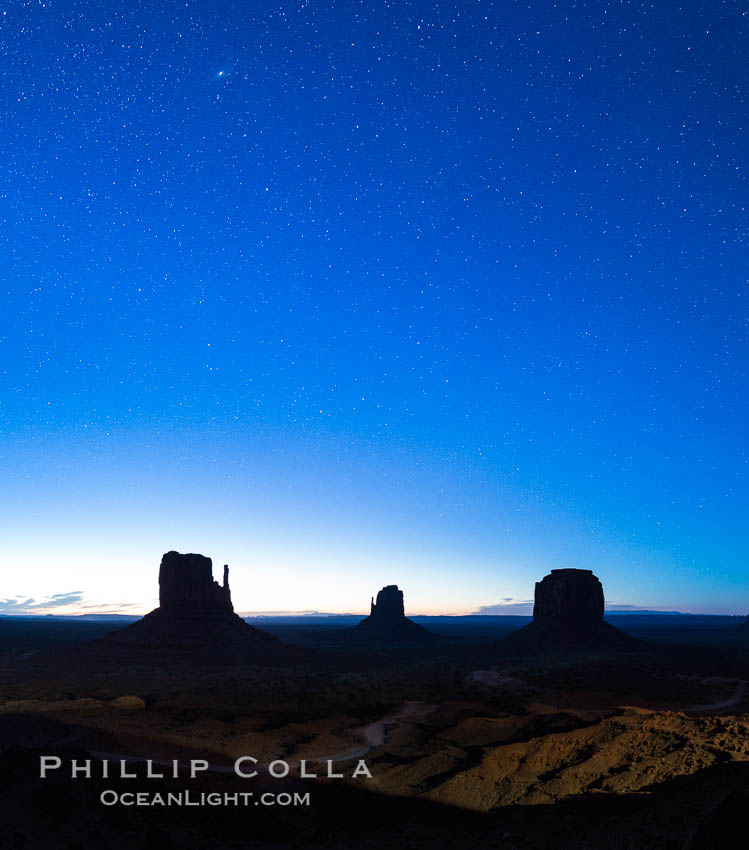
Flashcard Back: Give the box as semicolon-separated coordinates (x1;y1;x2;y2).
1;0;746;615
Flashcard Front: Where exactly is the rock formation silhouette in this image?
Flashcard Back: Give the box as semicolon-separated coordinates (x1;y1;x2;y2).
102;551;280;657
506;568;637;650
533;568;604;621
370;584;406;618
349;585;436;642
158;551;233;614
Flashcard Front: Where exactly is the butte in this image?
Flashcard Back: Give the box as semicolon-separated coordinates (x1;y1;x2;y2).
101;551;282;659
505;568;637;650
346;585;437;643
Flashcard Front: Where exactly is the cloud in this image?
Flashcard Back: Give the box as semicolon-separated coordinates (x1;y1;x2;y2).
603;603;685;613
474;600;534;615
0;598;36;612
0;591;85;614
474;600;687;616
75;600;137;610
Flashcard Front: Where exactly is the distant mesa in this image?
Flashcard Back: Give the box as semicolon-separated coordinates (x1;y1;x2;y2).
506;568;638;650
102;551;280;657
348;585;437;642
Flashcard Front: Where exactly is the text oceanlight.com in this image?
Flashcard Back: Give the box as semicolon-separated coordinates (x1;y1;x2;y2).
100;790;311;807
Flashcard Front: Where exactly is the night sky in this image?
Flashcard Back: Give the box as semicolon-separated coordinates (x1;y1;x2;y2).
2;0;746;616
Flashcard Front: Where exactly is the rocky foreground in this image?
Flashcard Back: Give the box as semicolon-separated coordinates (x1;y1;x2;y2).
1;644;749;849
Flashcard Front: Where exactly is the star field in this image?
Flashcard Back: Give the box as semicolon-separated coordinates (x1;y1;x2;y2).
1;0;746;614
